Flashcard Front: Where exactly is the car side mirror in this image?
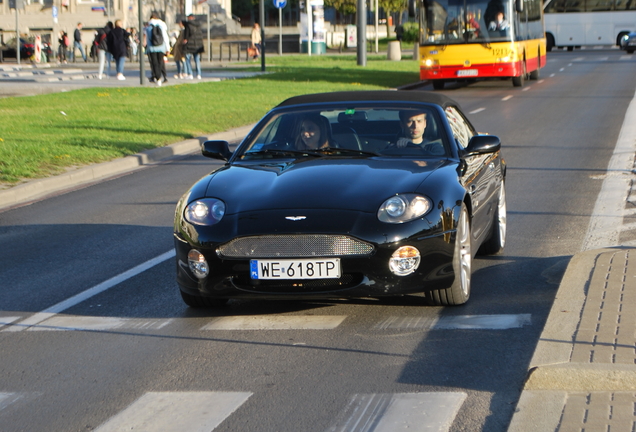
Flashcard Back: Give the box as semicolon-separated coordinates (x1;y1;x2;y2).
515;0;524;12
463;135;501;156
201;140;232;161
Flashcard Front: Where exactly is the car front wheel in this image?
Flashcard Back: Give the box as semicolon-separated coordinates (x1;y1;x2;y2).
428;203;472;306
478;182;506;255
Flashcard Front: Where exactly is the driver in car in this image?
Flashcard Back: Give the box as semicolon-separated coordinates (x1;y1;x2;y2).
396;109;428;148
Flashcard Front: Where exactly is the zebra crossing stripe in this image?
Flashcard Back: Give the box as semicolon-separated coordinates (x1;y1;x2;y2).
375;314;531;330
201;315;347;330
25;316;174;331
326;392;467;432
93;391;252;432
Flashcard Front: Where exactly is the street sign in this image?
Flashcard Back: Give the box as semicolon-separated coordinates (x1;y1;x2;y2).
273;0;286;8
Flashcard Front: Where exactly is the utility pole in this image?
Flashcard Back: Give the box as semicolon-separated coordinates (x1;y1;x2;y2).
356;0;366;66
259;0;265;71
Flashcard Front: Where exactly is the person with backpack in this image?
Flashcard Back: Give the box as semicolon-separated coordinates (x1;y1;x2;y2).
95;21;113;79
182;14;204;79
107;20;130;81
145;13;170;86
58;31;69;64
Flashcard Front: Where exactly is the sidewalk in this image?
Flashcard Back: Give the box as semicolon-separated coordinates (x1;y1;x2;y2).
508;247;636;431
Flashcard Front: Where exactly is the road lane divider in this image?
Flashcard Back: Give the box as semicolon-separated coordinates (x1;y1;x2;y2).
3;250;175;332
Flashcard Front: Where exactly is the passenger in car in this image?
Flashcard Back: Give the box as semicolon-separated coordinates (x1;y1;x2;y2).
295;114;333;150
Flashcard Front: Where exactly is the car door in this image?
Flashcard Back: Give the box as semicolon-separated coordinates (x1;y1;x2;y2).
444;105;497;242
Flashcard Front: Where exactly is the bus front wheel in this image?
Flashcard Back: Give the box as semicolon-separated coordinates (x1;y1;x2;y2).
432;80;445;90
512;63;526;87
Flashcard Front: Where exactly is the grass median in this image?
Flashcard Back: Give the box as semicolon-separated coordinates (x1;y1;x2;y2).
0;54;420;186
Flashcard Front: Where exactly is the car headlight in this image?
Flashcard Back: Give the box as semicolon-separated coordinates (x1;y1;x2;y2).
184;198;225;226
378;194;432;223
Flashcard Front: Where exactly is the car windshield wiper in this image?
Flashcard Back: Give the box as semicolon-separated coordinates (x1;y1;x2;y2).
313;147;379;157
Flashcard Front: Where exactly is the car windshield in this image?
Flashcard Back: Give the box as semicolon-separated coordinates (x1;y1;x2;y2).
422;0;514;45
236;105;450;160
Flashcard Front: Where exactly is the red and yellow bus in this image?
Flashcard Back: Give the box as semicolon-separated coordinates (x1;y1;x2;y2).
409;0;547;89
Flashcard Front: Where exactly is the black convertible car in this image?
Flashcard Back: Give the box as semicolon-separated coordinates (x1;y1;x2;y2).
174;91;506;307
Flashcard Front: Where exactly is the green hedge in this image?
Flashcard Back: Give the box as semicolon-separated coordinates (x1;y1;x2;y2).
402;22;419;43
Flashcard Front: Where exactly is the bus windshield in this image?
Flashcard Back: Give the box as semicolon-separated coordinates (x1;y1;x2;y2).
421;0;513;45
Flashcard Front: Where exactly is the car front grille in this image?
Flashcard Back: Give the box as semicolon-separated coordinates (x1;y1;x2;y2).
217;234;374;258
232;273;363;293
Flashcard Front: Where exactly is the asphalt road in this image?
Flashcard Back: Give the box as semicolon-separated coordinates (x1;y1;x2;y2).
1;48;635;432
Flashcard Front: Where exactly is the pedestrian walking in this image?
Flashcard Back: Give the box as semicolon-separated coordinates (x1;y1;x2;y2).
73;22;87;62
171;21;186;79
95;22;113;79
107;20;129;81
183;14;204;79
58;30;69;64
250;23;262;59
145;13;170;85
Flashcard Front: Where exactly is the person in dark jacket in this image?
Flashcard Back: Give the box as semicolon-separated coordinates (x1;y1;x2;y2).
182;14;204;79
96;21;113;79
73;22;87;62
107;20;130;81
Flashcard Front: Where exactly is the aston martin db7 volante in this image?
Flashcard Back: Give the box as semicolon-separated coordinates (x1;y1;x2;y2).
174;90;506;307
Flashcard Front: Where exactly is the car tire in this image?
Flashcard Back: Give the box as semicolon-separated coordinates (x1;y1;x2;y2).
427;203;471;306
628;49;635;54
478;182;507;255
180;290;229;308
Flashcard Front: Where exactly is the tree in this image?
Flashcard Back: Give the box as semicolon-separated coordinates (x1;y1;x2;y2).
324;0;357;24
379;0;407;31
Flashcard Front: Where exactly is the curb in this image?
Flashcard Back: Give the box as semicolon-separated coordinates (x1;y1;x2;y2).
0;124;255;211
507;247;636;431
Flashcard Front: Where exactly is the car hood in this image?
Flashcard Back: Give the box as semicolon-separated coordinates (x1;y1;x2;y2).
202;158;447;214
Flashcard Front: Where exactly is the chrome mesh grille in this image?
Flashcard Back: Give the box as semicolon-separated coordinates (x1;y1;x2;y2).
217;234;374;258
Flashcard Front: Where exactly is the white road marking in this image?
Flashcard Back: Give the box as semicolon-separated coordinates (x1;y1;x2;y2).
93;391;252;432
326;392;466;432
375;314;531;330
0;392;25;411
522;87;531;91
502;95;513;101
620;55;633;60
3;250;175;332
201;315;347;330
537;79;545;84
0;316;22;328
583;88;636;250
26;316;174;331
469;108;486;114
550;73;556;77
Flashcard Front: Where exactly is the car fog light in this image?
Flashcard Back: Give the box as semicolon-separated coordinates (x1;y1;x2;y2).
188;249;209;279
389;246;421;276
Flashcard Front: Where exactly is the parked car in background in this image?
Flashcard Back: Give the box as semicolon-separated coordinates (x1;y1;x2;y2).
1;38;34;60
174;90;507;308
1;36;52;62
620;32;636;54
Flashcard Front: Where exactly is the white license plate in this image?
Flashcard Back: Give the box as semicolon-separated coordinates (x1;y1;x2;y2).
250;258;341;280
457;69;478;76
